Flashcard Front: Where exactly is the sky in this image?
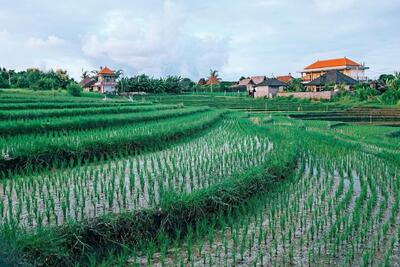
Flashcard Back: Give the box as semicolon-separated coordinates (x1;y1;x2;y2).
0;0;399;81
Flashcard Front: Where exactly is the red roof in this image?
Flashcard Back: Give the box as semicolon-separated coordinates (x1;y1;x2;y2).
305;57;361;70
276;75;293;83
98;66;115;75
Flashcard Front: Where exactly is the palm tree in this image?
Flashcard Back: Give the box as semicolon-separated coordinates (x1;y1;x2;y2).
81;70;90;80
114;69;125;93
209;69;220;80
114;69;124;79
208;69;221;93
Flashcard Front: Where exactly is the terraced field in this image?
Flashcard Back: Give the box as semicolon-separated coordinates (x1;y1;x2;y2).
130;151;399;267
291;107;400;126
144;94;347;112
0;92;399;267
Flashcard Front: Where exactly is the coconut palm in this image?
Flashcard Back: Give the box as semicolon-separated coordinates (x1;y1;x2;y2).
209;69;220;81
114;69;124;79
81;70;90;80
208;69;221;93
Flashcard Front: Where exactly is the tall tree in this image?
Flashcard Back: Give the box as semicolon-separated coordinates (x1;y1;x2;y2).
81;70;90;80
207;69;221;93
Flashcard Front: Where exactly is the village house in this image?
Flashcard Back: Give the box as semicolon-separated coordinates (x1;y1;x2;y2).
233;76;287;98
238;76;267;93
197;78;207;85
80;66;117;94
305;70;358;92
80;77;96;92
229;77;251;92
231;57;371;100
300;57;368;83
251;78;287;98
276;73;294;84
93;67;117;94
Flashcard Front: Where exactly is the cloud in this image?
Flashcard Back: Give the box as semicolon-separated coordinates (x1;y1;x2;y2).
35;57;95;79
26;35;66;48
0;30;12;48
254;0;284;7
81;1;230;78
312;0;358;14
0;30;90;79
0;0;399;81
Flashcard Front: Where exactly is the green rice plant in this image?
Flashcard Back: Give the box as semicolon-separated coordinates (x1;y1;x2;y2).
0;106;204;136
0;109;224;176
2;96;400;267
0;100;144;111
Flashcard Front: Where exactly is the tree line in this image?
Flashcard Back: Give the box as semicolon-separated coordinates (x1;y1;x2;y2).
0;67;73;90
1;66;399;103
117;75;195;94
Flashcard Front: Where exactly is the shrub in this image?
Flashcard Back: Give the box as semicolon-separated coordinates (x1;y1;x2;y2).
0;76;9;88
35;77;55;90
380;89;400;104
286;78;305;92
15;76;30;88
67;83;83;97
355;84;379;101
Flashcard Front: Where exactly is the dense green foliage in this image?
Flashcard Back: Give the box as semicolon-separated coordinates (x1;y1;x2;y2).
0;67;73;90
118;75;195;94
334;73;400;104
286;78;305;92
67;83;83;97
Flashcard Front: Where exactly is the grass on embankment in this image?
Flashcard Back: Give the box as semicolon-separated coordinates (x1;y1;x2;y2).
11;141;298;266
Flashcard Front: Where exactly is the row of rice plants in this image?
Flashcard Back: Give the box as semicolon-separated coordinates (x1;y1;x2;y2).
0;103;178;120
0;96;101;103
91;114;399;267
0;106;207;136
145;94;347;112
0;113;294;266
0;100;148;110
0;110;224;177
0;116;272;230
119;147;399;267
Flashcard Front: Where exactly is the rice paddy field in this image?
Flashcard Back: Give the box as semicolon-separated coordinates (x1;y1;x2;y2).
0;90;399;266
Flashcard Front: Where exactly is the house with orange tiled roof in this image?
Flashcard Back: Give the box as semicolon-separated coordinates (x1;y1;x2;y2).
276;73;294;84
92;66;117;94
300;57;368;83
